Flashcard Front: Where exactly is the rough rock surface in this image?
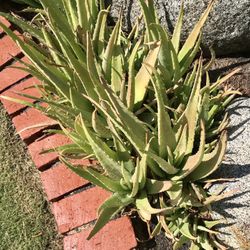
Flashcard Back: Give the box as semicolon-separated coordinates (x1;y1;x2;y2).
108;0;250;56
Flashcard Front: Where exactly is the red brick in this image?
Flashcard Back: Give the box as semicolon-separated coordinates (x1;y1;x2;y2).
0;58;29;92
1;77;41;115
41;162;90;201
51;187;110;233
0;17;11;34
63;217;137;250
12;107;54;141
28;133;72;169
0;32;22;66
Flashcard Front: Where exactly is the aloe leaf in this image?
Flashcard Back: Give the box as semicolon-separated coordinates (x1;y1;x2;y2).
175;58;202;154
93;205;123;232
83;93;146;154
88;193;133;239
53;31;98;100
61;158;124;193
210;68;241;92
188;130;227;181
134;42;161;108
171;2;184;53
197;225;219;234
146;64;176;154
178;0;216;62
87;0;98;25
150;221;162;238
130;160;140;197
93;9;109;56
144;140;166;178
0;95;40;111
138;0;158;41
190;242;200;250
99;0;105;10
138;146;148;190
136;191;167;221
174;123;187;162
106;119;130;157
54;144;86;155
42;28;70;78
203;189;236;206
79;116;123;180
200;72;210;123
86;32;106;100
173;235;189;250
0;12;44;41
179;222;197;240
146;179;172;194
179;33;202;77
111;27;123;93
203;47;216;72
147;151;178;175
102;19;121;83
212;238;228;250
190;183;205;202
167;182;183;204
128;14;143;40
76;0;88;31
151;24;181;83
44;2;86;62
62;123;93;153
181;62;199;106
98;192;134;215
68;134;93;154
203;220;222;229
121;162;133;189
173;120;206;180
127;38;142;110
207;113;229;138
159;215;174;239
6;28;91;114
62;0;78;31
101;82;149;150
91;110;110;138
41;0;73;40
199;233;214;250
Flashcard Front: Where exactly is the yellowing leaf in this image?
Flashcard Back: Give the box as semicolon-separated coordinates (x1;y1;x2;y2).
134;42;161;108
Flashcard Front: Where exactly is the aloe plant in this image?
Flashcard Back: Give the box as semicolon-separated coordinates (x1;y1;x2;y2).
0;0;240;249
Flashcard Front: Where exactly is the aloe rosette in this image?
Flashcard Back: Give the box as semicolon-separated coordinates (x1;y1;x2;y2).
0;0;240;249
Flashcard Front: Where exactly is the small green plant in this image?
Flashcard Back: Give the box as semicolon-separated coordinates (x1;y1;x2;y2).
0;0;240;249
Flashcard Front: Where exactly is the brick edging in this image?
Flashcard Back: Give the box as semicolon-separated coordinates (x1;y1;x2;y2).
0;20;137;250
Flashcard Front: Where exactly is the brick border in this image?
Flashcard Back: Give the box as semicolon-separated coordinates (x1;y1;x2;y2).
0;19;137;250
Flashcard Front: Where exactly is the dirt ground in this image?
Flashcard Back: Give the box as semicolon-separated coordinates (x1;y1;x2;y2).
210;56;250;96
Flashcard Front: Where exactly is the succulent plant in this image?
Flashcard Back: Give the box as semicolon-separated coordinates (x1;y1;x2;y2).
0;0;241;249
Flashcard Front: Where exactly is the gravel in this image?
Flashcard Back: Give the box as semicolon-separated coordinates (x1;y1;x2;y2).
211;97;250;249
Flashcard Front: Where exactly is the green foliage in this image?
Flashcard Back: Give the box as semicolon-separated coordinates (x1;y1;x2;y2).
0;0;241;249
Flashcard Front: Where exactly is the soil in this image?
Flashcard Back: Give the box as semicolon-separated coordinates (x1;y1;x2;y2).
209;55;250;96
0;1;21;12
